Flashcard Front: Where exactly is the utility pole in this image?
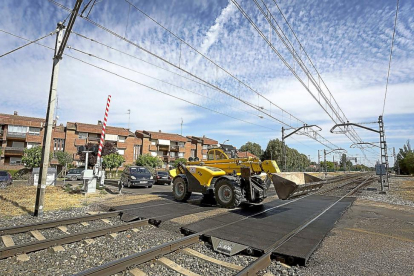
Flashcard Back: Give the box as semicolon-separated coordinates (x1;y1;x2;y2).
34;0;83;217
127;109;131;130
318;150;321;173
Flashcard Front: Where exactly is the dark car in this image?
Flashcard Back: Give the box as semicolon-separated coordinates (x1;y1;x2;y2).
66;168;84;181
121;166;154;188
155;171;172;185
0;171;13;188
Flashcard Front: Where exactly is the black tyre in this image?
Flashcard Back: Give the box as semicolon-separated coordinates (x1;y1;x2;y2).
172;177;191;202
214;178;242;208
148;185;153;188
70;175;77;181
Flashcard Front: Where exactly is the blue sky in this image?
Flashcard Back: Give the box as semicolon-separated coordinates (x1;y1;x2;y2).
0;0;413;166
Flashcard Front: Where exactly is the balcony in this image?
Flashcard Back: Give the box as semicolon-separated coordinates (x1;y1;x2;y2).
88;136;101;143
74;139;87;146
7;132;27;140
26;133;43;143
170;145;179;152
4;147;25;156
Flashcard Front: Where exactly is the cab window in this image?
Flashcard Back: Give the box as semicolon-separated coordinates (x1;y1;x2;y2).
208;150;215;161
215;151;227;160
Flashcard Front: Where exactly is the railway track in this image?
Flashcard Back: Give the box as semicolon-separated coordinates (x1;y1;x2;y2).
0;173;374;275
71;174;375;276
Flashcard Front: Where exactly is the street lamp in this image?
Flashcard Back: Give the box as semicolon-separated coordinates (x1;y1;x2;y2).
222;139;229;145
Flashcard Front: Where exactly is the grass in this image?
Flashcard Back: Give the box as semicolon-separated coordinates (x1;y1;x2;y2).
0;184;106;217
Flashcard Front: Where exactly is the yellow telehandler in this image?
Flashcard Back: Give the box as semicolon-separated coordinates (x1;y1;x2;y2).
169;147;323;208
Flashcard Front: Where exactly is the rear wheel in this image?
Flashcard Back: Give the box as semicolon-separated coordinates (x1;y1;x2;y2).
70;175;77;181
214;178;242;208
172;177;191;202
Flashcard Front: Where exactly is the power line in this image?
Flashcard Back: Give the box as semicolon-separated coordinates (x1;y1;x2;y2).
232;0;369;159
66;45;279;129
0;29;278;132
0;29;57;58
382;0;400;116
47;0;342;150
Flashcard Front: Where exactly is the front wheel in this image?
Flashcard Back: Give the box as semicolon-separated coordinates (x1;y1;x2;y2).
172;177;191;201
214;178;242;208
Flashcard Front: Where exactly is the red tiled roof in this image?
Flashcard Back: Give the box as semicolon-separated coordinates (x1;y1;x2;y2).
237;151;258;158
68;122;130;136
202;137;218;145
142;130;189;142
0;113;44;127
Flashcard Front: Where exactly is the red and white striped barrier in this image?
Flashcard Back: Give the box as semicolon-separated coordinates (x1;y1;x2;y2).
97;95;111;167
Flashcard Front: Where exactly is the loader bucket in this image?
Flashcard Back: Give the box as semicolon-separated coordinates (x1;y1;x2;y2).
271;173;324;200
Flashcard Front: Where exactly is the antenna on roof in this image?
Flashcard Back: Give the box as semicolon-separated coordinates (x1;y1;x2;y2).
127;109;131;130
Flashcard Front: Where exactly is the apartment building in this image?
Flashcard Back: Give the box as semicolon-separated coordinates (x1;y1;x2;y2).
65;121;141;166
135;130;192;167
0;112;64;170
0;112;223;170
187;136;219;160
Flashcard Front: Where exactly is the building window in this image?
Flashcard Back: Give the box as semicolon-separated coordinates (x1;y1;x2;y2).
191;149;195;158
150;151;157;157
105;134;118;141
28;127;41;135
8;125;28;133
117;149;125;155
12;141;24;148
202;154;207;160
78;132;88;139
118;136;126;142
10;157;22;165
150;140;156;145
27;142;40;149
178;142;185;148
178;152;184;158
54;138;65;151
133;145;141;160
202;145;208;150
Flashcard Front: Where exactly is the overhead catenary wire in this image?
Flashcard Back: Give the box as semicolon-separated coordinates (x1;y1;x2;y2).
382;0;400;116
233;0;369;159
0;29;278;132
46;0;343;151
0;29;57;58
66;45;279;129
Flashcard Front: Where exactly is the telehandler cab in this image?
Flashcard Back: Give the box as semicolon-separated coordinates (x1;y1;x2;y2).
169;147;323;208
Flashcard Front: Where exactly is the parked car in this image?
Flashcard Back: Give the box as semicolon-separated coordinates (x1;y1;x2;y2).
155;171;172;185
66;168;84;181
121;166;154;188
0;171;13;188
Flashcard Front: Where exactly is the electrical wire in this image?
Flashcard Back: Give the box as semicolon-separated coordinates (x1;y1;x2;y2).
66;45;279;129
0;29;57;58
0;29;278;132
382;0;400;116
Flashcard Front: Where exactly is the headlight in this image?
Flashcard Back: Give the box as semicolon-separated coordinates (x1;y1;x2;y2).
150;176;153;179
131;176;136;180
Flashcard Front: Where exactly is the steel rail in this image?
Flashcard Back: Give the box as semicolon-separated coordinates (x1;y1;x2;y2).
0;219;149;259
0;211;120;236
236;176;375;275
73;173;364;276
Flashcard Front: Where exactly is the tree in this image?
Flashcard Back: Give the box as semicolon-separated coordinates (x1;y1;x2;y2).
171;158;187;168
396;140;414;175
22;146;52;169
55;151;73;167
103;153;124;175
79;142;117;167
262;139;310;171
135;154;163;168
239;142;263;158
